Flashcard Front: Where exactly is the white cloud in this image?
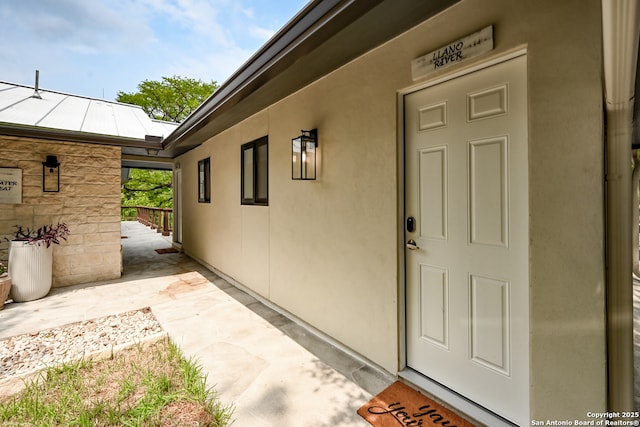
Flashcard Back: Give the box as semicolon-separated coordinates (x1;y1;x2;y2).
249;25;277;42
0;0;154;54
140;0;233;47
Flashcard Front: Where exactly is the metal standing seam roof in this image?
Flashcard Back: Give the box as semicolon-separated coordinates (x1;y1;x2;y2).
0;82;177;140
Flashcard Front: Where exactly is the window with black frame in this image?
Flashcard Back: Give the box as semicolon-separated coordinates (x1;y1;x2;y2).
198;157;210;203
241;136;268;205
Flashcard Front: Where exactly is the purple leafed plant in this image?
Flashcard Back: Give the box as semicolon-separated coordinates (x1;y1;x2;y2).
11;223;70;247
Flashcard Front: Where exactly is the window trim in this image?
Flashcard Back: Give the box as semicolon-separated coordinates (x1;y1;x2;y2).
241;136;268;206
198;157;211;203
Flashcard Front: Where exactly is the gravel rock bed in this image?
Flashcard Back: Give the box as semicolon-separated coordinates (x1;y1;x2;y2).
0;307;164;381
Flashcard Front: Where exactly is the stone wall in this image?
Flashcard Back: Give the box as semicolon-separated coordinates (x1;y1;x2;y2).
0;136;122;287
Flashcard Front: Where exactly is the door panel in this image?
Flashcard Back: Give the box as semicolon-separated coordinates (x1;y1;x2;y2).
419;264;449;348
469;136;508;247
469;273;510;375
419;147;448;240
405;55;529;425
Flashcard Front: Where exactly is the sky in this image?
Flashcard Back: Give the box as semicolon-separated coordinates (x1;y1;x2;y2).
0;0;309;101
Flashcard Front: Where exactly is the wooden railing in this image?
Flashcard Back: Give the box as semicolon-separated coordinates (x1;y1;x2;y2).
122;206;173;236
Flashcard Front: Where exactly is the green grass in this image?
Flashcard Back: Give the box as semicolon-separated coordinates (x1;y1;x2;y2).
0;338;233;426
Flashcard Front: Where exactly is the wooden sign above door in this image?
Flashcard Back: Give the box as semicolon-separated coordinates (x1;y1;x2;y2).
411;26;494;81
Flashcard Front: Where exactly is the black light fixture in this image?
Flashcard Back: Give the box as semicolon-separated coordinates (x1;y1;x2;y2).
292;129;318;180
145;135;162;156
42;155;60;192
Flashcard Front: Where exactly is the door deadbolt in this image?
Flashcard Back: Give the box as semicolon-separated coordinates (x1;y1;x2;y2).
406;217;416;233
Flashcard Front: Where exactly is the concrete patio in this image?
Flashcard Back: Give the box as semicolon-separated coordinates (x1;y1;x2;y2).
0;221;393;426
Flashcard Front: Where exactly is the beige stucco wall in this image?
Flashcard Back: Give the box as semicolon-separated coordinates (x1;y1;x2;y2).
0;136;122;287
178;111;272;297
177;0;605;421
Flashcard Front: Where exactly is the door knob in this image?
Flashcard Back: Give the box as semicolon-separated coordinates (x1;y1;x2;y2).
406;239;420;250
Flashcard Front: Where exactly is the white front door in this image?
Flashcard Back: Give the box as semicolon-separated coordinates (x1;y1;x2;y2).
404;55;529;425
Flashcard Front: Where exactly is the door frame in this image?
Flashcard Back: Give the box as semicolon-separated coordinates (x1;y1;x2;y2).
395;49;527;427
173;164;183;245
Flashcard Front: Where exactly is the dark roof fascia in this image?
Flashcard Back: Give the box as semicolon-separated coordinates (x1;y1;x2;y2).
0;122;163;150
121;155;174;171
162;0;382;154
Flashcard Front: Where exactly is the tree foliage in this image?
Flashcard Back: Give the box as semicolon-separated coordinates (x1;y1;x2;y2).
121;169;173;217
116;76;217;122
117;76;216;216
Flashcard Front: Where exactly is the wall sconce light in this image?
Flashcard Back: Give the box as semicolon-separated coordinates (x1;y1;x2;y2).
42;155;60;192
292;129;318;180
145;135;162;157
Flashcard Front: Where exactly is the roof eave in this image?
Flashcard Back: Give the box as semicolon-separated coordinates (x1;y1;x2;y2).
163;0;459;157
0;122;162;149
163;0;366;153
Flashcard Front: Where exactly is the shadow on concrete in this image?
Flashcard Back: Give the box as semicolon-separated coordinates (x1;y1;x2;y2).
1;220;393;424
121;220;394;397
115;221;394;397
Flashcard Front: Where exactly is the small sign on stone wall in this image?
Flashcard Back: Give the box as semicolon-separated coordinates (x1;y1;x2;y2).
0;168;22;204
411;25;494;80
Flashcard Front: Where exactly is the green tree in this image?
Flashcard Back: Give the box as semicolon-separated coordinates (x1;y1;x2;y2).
121;169;173;218
116;76;217;122
117;76;217;216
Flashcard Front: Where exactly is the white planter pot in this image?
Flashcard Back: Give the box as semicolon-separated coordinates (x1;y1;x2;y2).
8;241;53;302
